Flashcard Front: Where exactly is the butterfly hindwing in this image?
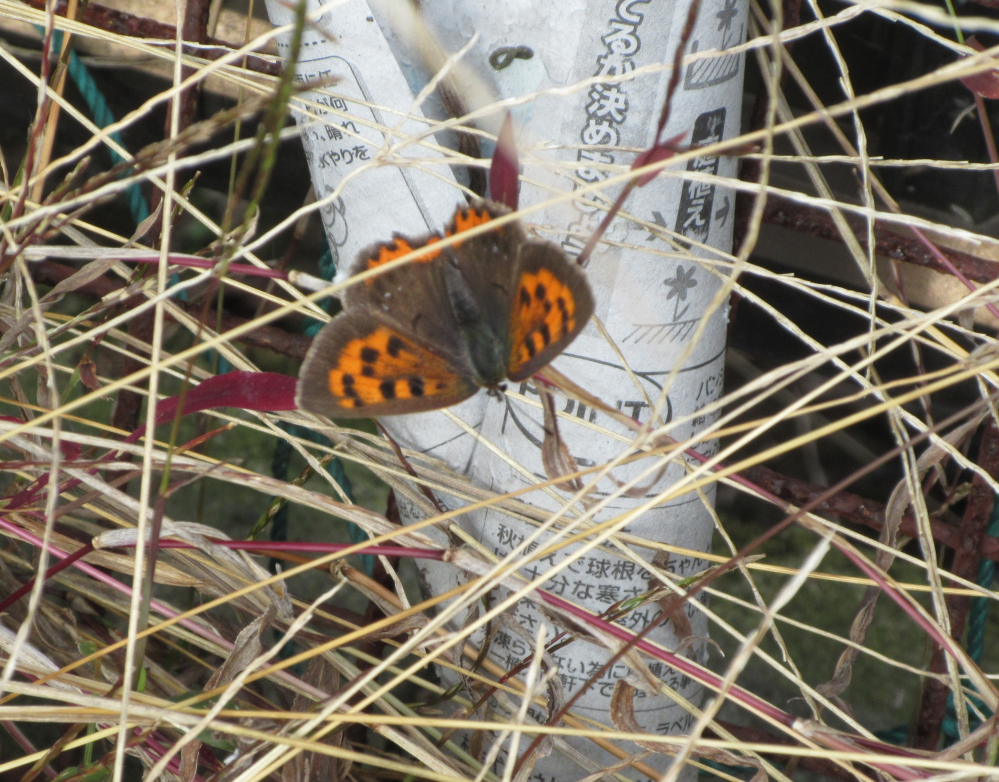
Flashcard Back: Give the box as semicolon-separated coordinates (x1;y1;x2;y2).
296;310;477;418
507;239;594;382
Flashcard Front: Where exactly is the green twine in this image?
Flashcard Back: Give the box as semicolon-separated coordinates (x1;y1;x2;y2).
269;421;366;573
941;500;999;743
48;30;149;225
968;505;999;665
302;242;335;337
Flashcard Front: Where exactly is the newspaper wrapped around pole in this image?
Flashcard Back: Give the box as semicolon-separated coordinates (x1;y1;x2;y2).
266;0;746;779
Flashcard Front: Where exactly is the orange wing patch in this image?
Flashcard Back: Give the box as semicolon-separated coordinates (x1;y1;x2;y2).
446;206;498;248
362;237;442;279
509;268;580;376
327;326;461;410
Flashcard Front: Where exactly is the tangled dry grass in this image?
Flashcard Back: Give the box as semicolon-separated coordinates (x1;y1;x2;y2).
0;1;997;781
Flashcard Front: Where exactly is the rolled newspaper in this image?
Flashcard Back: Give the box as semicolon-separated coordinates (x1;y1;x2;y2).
266;0;746;779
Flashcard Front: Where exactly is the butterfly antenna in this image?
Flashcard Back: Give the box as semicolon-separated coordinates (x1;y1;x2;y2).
460;413;488;477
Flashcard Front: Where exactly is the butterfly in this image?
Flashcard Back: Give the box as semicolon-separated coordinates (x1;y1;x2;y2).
296;199;594;418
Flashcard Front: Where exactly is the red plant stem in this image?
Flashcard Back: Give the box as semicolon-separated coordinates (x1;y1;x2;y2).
0;492;960;774
25;0;280;76
142;730;203;781
915;419;999;749
177;0;213;133
1;721;58;780
711;721;855;782
10;668;197;781
0;541;95;615
0;517;231;647
0;528;443;633
762;196;999;284
744;464;999;564
26;251;292;279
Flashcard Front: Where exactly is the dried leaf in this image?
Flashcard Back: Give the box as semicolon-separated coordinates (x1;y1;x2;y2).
78;359;100;391
180;606;276;782
610;680;666;752
819;410;985;698
611;681;767;782
285;657;349;782
0;256;121;352
657;593;693;645
574;749;654;782
539;387;584;492
125;199;164;246
961;37;999;99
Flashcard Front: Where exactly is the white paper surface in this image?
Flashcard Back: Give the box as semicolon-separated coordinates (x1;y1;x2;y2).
267;1;746;779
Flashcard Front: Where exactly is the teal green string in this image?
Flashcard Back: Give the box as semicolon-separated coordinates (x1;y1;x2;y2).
47;31;150;225
968;504;999;665
941;500;999;743
61;41;190;300
269;421;366;573
302;242;335;337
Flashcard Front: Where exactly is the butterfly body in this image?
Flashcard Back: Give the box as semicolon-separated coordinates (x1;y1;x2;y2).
297;199;594;418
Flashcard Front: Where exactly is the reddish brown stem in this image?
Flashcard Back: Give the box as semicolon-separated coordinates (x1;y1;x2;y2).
914;419;999;749
0;541;95;615
974;92;999;202
763;195;999;284
710;721;856;782
24;0;280;75
744;464;999;564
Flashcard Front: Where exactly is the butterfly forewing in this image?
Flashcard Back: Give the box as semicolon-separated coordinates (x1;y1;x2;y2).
296;310;477;418
343;234;466;356
507;240;594;382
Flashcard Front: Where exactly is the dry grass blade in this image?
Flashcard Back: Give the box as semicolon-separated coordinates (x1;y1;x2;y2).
0;1;998;782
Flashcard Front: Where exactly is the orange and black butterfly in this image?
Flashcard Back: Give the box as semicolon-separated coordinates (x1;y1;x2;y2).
296;199;594;418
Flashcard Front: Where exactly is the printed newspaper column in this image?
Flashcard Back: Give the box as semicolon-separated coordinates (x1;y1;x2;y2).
386;2;746;779
269;0;745;780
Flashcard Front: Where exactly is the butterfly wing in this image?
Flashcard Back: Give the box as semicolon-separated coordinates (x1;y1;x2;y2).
342;232;464;354
297;310;478;418
506;239;594;382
